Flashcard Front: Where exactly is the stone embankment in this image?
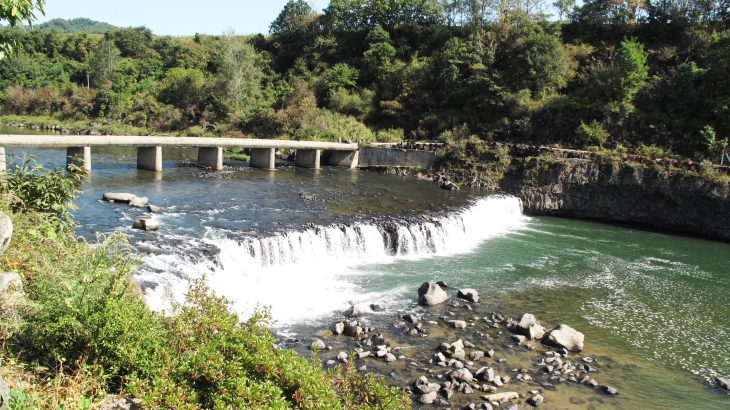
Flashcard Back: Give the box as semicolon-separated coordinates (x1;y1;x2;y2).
506;159;730;241
392;144;730;241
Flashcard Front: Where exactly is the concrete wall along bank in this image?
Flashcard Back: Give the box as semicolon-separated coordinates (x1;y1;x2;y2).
358;147;436;169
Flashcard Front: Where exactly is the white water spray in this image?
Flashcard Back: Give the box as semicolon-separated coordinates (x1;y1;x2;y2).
138;195;527;324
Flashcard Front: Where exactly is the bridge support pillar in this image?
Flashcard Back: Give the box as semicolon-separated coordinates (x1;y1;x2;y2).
198;146;223;170
325;150;359;169
137;146;162;172
250;148;275;170
295;149;320;169
67;147;91;172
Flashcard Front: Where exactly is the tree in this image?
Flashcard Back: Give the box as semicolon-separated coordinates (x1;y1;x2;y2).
158;67;208;109
215;29;264;117
88;38;121;88
269;0;313;36
0;0;45;58
509;32;569;96
553;0;576;19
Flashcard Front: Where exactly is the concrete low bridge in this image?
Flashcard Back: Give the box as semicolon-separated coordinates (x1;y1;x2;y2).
0;135;360;172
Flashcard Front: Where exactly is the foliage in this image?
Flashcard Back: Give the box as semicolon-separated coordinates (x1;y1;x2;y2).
636;144;667;158
0;0;730;161
0;0;45;58
36;17;116;34
0;155;82;225
577;119;609;147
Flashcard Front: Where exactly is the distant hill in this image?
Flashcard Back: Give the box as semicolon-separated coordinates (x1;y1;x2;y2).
36;18;115;34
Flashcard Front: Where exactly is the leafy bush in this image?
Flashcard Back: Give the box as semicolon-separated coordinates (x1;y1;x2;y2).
1;155;83;226
636;144;667;158
577;120;609;147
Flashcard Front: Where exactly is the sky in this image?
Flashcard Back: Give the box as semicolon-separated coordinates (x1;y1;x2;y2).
32;0;331;36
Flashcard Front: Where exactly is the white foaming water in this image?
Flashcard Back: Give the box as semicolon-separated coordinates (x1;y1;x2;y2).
138;195;527;324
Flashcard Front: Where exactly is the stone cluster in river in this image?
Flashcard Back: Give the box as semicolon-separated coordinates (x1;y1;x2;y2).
289;282;629;408
102;192;164;231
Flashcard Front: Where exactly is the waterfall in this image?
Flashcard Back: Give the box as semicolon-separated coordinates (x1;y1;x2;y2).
137;195;527;323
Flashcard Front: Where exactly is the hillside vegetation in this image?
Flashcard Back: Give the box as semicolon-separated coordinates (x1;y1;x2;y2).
35;18;116;34
1;0;730;162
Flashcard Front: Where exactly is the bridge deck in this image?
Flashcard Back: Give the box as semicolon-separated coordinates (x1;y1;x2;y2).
0;135;358;151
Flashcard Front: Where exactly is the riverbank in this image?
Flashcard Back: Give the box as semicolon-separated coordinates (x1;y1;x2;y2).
374;142;730;242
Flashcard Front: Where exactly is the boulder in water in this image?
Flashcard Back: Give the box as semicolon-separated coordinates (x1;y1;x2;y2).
344;305;361;318
440;181;459;190
481;392;519;402
103;192;137;203
543;324;584;352
715;377;730;391
132;219;160;231
418;282;449;306
370;303;385;312
310;339;326;350
147;204;164;213
457;288;479;303
129;196;149;208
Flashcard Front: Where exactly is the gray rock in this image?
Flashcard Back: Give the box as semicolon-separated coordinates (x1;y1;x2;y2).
129;196;149;208
527;323;547;340
602;385;619;395
343;324;362;337
99;396;142;410
527;393;544;406
543;324;585;352
470;351;485;361
336;351;349;363
310;339;326;350
450;368;474;383
511;335;527;345
0;211;12;256
132;219;160;231
716;377;730;390
370;303;385;312
418;391;438;404
448;320;467;329
103;193;137;203
457;288;480;303
333;322;345;334
402;313;421;324
147;205;164;213
440;181;460;190
344;304;361;318
385;353;397;362
418;282;449;305
436;280;449;288
0;375;8;410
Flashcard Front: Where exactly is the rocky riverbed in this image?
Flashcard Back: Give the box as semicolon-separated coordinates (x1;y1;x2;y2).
279;282;639;409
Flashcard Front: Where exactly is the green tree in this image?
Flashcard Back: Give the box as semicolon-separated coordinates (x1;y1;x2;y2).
214;29;264;117
88;38;121;88
509;32;568;96
158;67;208;109
325;63;359;91
269;0;313;35
615;37;648;103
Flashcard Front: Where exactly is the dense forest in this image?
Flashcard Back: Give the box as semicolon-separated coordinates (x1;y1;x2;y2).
2;0;730;161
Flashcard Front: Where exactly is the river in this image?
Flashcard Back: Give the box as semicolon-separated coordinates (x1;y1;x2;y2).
2;132;728;409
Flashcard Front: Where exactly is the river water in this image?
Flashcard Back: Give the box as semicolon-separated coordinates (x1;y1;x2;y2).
2;134;729;408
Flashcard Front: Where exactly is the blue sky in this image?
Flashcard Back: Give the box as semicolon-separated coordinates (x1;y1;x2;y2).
33;0;331;36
